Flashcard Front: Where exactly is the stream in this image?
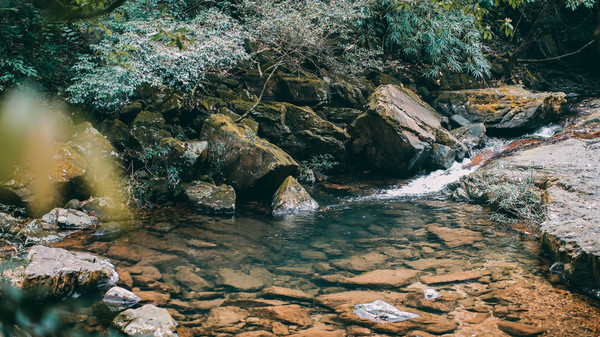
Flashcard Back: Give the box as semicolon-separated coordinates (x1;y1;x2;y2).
6;126;600;337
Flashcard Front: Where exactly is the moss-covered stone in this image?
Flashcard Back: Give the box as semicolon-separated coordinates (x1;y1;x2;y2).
281;76;330;105
200;114;300;196
271;176;318;216
132;111;165;129
184;180;236;215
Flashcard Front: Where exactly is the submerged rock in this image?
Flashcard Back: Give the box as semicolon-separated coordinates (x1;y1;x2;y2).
103;286;141;312
113;304;178;337
183;181;236;215
41;208;97;229
271;176;319;216
354;300;419;323
201;114;300;195
434;85;567;134
349;85;456;175
18;245;118;299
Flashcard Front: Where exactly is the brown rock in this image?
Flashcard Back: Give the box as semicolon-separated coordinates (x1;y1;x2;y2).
204;306;249;327
332;252;388;272
340;269;419;288
219;268;265;291
316;291;407;310
191;298;225;311
271;321;289;335
137;290;170;306
236;331;277;337
107;243;141;263
174;266;211;290
404;258;461;270
259;286;314;302
464;312;490;324
428;226;483;248
420;270;488;284
289;324;346;337
497;321;546;336
250;305;312;327
407;331;436;337
116;267;134;288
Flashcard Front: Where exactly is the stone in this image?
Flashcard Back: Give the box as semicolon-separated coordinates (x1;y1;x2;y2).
103;286;141;311
420;270;488;284
449;114;470;128
218;268;265;291
332;252;388;272
203;306;249;327
259;286;314;302
174;266;211;290
82;197;129;221
183;181;236;215
41;207;97;229
250;305;313;326
316;291;407;310
327;73;374;109
428;226;483;248
464;312;490;324
354;300;419;323
281;76;330;105
349;85;447;175
426;144;456;170
102;119;132;149
271;176;319;216
93;222;122;240
340;269;420;288
451;123;487;150
137;291;171;306
497;321;546;336
0;212;19;230
237;102;349;161
113;304;178;337
182;141;208;166
434;85;567;134
18;245;118;299
108;243;141;263
200;114;300;195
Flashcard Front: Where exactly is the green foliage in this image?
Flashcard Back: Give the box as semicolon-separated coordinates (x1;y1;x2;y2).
301;154;341;175
66;2;248;113
357;0;492;78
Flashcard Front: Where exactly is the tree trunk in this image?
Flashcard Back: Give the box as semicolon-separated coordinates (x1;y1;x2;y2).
503;0;559;80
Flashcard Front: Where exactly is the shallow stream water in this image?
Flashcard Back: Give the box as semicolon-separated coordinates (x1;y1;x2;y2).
49;182;600;336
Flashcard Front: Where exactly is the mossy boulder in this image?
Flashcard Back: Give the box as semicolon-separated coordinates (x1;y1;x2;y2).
235;102;349;161
281;76;330;105
132;111;166;129
102;119;132;149
184;181;236;215
349;85;453;175
242;69;283;100
200;114;300;195
271;176;319;216
434;85;568;135
139;84;185;120
326;73;375;109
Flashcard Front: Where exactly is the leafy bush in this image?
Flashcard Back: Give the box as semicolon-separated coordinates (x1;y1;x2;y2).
357;0;492;78
301;154;341;175
66;3;248;113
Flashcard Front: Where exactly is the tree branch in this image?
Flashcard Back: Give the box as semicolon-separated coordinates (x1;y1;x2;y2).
518;39;596;62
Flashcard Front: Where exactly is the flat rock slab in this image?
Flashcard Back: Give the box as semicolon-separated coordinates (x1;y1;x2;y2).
428;226;483;248
340;269;419;288
113;304;178;337
316;291;407;309
19;245;118;299
259;286;314;302
497;321;546;336
203;306;249;328
184;181;236;215
218;268;266;291
420;270;488;284
250;304;313;327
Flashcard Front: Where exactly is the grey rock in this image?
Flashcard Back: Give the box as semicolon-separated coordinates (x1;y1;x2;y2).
427;144;456;170
451;123;487;150
0;212;19;230
103;286;141;312
271;176;319;216
184;181;236;215
349;85;444;175
449;114;470;128
354;300;419;323
183;141;208;166
18;245;118;299
41;208;97;229
113;304;178;337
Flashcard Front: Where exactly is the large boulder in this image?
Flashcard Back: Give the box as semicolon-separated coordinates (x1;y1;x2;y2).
183;181;236;215
231;102;349;161
281;75;330;105
433;85;567;135
451;123;487;150
271;176;319;216
41;207;97;229
349;85;453;175
200;114;300;195
113;304;179;337
16;245;118;299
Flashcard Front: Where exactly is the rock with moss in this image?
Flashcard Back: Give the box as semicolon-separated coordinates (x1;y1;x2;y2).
15;245;118;300
326;73;374;109
256;102;349;161
113;304;178;337
281;75;330;105
349;85;453;175
102;119;132;149
184;181;236;215
434;85;567;134
200;114;300;195
271;176;319;216
41;207;97;229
